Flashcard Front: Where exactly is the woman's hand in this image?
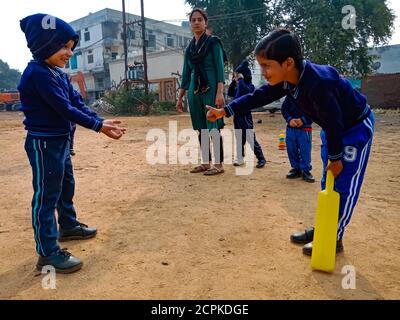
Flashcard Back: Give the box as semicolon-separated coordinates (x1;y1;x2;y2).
176;98;184;113
215;92;225;109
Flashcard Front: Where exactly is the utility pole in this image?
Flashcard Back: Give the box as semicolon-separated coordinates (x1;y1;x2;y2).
122;0;129;89
140;0;149;94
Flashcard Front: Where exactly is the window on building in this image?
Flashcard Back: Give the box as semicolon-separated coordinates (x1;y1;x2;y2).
127;28;135;40
112;52;118;60
95;78;104;89
148;34;156;48
166;34;174;47
88;50;94;64
70;53;79;70
84;28;90;42
75;30;81;47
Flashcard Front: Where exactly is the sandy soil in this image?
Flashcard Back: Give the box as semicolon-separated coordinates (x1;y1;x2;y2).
0;110;399;300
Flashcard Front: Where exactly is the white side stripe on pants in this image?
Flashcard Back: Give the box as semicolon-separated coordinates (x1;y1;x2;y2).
37;140;45;256
338;118;374;239
33;139;45;256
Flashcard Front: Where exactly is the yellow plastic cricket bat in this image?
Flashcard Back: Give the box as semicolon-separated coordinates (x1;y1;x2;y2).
311;168;340;272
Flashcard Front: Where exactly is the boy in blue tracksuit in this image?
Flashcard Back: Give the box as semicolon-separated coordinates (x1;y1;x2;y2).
18;14;126;273
281;96;314;183
227;60;266;168
207;29;375;256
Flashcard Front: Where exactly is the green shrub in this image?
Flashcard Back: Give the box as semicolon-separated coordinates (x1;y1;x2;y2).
150;101;176;114
103;87;157;115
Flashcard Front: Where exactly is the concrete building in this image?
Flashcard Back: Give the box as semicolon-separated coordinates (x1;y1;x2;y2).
369;44;400;74
109;49;184;86
109;49;185;102
361;44;400;109
64;8;192;102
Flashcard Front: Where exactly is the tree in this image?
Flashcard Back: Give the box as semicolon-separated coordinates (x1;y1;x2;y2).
0;59;21;90
273;0;395;76
184;0;275;68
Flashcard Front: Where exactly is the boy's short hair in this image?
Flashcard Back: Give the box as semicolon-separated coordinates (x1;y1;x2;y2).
255;28;303;68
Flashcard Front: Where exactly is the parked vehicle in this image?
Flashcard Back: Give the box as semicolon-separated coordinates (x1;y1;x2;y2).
0;91;20;111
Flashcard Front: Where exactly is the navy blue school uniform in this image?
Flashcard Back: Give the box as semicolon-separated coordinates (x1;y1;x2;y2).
19;15;103;257
19;61;103;257
281;96;313;173
227;68;265;162
224;60;374;240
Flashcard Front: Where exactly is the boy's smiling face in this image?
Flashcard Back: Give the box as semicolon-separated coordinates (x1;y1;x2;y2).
45;39;75;68
256;55;296;86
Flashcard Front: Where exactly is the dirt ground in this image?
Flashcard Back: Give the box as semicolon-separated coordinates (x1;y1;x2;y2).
0;110;399;300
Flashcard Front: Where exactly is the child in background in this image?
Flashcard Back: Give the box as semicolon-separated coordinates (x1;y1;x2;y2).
227;60;266;168
281;96;314;182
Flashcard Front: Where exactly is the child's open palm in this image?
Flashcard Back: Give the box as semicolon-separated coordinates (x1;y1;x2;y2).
100;120;127;139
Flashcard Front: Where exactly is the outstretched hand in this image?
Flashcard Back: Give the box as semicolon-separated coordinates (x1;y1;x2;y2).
206;105;226;122
100;119;127;140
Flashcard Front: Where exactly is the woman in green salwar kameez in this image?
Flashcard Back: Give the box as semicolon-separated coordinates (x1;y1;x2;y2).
176;8;226;176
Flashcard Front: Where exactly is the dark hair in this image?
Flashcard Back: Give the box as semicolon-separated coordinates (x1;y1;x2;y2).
255;28;303;68
189;8;208;22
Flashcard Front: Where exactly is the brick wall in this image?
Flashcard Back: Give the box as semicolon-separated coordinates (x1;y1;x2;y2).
361;73;400;109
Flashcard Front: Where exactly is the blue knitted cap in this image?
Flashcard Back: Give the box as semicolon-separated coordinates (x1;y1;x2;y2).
20;14;79;61
235;60;252;83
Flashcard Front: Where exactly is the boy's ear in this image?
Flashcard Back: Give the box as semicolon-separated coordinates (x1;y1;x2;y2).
285;57;296;71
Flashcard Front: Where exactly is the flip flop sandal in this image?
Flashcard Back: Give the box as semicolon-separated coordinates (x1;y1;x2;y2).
203;167;225;176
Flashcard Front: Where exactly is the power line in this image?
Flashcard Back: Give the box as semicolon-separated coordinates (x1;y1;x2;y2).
141;6;267;32
160;6;268;23
210;10;267;22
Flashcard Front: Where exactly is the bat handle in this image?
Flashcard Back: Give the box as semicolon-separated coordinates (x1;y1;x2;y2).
326;169;335;191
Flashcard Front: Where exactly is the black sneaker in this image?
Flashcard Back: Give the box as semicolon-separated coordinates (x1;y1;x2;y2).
256;158;266;168
290;227;314;244
59;223;97;242
302;240;344;256
302;171;315;183
286;168;302;179
36;249;83;274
